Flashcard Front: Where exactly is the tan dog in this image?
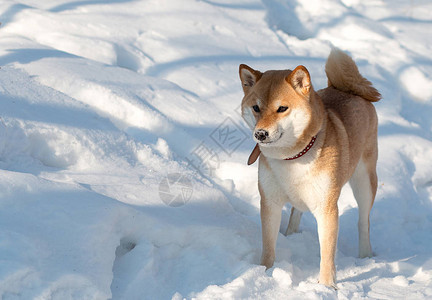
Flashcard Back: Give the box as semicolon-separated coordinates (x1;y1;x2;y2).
239;48;381;288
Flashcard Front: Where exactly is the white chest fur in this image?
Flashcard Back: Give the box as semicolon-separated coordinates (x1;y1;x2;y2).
259;154;331;213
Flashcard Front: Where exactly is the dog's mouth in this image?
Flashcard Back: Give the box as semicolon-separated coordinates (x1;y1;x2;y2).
255;132;283;146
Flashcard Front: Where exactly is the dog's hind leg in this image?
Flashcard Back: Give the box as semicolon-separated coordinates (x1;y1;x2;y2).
349;157;376;258
285;207;302;235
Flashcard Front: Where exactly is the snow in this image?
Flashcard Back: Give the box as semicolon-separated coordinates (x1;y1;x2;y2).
0;0;432;299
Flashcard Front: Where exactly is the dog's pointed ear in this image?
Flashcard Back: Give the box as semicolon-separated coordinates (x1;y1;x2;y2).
239;64;262;94
287;65;311;96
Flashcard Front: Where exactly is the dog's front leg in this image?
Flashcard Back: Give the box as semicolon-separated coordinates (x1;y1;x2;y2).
315;202;339;288
260;198;283;269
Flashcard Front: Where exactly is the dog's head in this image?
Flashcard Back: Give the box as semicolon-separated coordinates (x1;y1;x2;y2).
239;64;323;151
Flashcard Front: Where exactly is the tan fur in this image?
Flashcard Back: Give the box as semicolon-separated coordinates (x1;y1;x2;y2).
325;48;381;102
239;48;380;288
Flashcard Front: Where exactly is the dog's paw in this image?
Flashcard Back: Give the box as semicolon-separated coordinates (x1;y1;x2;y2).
359;248;374;259
318;279;338;290
359;243;373;258
260;253;275;270
318;273;337;290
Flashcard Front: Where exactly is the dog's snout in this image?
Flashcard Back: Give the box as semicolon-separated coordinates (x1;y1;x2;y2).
254;129;269;142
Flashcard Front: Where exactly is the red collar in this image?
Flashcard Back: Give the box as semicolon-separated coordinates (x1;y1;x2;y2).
247;135;318;165
284;135;317;161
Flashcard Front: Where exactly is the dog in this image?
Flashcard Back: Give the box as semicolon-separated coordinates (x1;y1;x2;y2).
239;48;381;288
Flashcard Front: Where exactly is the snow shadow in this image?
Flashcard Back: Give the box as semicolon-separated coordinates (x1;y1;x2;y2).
200;0;263;10
145;54;325;77
0;48;76;65
0;3;33;26
49;0;136;13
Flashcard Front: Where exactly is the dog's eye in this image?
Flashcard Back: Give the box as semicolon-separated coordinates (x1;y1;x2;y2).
277;106;288;113
252;105;260;113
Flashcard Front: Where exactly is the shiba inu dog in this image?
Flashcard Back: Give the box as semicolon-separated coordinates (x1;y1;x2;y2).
239;48;381;288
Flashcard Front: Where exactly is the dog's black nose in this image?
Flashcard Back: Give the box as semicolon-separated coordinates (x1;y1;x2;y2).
254;129;269;142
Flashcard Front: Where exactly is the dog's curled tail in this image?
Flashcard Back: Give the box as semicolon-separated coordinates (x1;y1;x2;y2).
325;48;381;102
